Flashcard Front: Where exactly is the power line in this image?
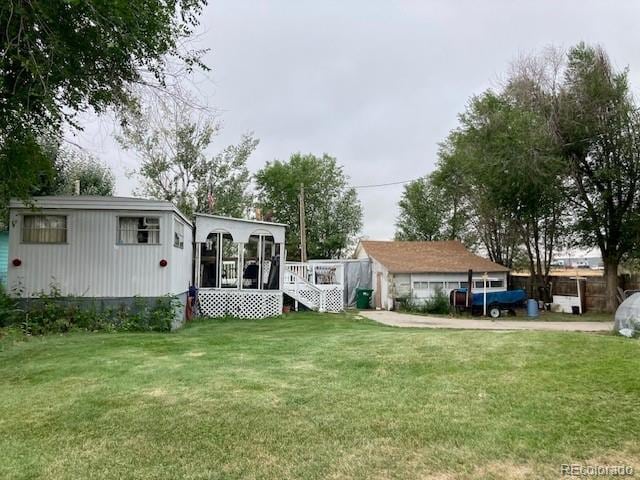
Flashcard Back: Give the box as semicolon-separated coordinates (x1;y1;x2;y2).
352;178;418;189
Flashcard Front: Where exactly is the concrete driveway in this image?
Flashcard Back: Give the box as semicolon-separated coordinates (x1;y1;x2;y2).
360;310;614;332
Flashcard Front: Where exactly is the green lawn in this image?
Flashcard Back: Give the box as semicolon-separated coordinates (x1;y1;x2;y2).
1;312;638;479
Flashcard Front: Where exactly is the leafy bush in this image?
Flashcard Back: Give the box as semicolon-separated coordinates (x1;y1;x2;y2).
397;287;450;315
0;284;22;327
1;286;177;335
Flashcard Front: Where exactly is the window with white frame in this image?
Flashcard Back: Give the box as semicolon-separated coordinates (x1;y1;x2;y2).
473;279;504;289
22;215;67;243
413;281;429;290
117;217;160;245
173;220;184;248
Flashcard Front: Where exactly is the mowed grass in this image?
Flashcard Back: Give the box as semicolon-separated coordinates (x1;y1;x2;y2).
428;308;612;322
1;313;639;480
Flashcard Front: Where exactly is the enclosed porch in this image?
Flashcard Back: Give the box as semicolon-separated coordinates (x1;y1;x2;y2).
194;214;287;319
194;214;346;318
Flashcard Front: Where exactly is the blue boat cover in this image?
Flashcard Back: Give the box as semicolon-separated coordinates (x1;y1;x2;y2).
456;288;527;306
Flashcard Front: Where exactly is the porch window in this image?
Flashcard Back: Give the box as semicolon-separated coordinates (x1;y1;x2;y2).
490;280;504;288
200;233;220;288
413;281;429;290
241;234;280;290
261;236;280;290
117;217;160;245
242;235;260;289
221;234;238;288
199;231;281;291
22;215;67;243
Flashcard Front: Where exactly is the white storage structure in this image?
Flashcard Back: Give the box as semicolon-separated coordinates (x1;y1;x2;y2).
194;214;287;319
7;196;193;305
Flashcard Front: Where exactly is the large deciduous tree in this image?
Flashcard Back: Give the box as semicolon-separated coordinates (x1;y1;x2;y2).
395;175;467;242
427;43;640;310
54;150;116;197
434;110;523;269
255;153;363;260
1;0;207;203
556;43;640;311
118;97;256;218
441;90;567;298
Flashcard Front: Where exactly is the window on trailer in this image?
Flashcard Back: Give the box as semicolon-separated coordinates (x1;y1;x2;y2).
22;215;67;243
117;217;160;245
173;219;184;248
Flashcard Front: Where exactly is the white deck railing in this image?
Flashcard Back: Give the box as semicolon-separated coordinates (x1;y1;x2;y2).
285;261;344;286
283;262;344;312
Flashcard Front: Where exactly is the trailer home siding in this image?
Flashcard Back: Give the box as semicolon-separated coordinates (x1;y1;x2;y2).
0;231;8;286
7;197;193;299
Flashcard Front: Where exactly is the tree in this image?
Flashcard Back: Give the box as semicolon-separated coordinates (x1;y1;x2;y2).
435;121;522;269
556;43;640;311
118;97;256;218
1;0;207;203
395;175;467;242
431;43;640;310
255;153;363;259
0;143;114;227
54;150;115;197
442;90;567;298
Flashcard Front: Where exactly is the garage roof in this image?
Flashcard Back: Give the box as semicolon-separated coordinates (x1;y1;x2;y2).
358;240;510;274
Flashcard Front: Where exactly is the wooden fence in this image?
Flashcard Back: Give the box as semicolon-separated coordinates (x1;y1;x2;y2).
510;273;640;312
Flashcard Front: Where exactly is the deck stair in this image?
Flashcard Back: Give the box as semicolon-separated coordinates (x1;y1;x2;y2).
283;262;344;313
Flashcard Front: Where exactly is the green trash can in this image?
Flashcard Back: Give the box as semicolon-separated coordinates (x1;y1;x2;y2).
356;288;374;309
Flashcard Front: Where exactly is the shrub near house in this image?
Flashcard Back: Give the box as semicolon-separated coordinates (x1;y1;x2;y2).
0;285;176;334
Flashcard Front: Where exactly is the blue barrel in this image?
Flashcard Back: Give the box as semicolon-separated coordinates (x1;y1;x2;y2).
527;299;539;317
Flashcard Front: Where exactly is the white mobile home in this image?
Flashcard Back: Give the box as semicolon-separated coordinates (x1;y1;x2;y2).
7;196;193;305
354;240;510;310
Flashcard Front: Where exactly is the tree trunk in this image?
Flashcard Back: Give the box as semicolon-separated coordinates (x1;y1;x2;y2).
603;256;620;313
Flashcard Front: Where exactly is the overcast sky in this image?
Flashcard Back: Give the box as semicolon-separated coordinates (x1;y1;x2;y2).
69;0;640;240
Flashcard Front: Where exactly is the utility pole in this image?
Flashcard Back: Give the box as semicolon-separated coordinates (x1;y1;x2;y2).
299;183;307;263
